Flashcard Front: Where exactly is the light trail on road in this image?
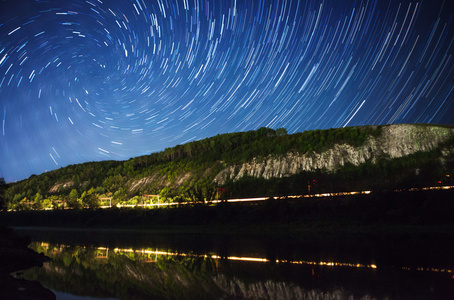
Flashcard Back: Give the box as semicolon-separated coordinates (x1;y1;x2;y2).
106;185;454;209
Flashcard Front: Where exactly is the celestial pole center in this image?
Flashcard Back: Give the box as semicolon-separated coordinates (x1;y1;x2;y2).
0;0;453;182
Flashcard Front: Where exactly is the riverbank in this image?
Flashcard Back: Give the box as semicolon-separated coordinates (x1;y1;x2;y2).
2;189;454;234
0;227;55;300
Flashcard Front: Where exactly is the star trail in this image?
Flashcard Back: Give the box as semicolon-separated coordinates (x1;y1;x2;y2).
0;0;453;182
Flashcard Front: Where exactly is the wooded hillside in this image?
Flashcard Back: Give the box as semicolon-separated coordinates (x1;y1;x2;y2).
2;124;453;211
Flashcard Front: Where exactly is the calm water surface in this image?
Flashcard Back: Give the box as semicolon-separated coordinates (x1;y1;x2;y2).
14;227;454;299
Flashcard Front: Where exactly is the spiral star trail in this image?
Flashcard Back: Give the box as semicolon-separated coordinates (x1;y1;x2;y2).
0;0;453;182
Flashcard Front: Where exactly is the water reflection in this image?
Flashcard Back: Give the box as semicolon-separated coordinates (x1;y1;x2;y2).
15;228;454;299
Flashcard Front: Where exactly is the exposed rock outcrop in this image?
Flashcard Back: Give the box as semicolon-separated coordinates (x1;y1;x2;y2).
129;172;194;192
48;180;74;193
129;174;166;192
214;124;454;184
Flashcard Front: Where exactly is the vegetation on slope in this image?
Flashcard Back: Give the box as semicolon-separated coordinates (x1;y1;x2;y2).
1;124;453;211
4;189;454;230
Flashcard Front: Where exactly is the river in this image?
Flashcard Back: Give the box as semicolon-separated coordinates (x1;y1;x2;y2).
13;227;454;299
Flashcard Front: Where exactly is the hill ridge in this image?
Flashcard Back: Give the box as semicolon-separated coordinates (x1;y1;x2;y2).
214;124;454;184
3;123;454;210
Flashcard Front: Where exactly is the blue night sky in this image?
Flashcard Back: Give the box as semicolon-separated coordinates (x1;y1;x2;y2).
1;0;453;182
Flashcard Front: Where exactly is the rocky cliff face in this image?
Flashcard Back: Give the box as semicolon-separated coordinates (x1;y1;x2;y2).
48;180;74;193
214;124;454;184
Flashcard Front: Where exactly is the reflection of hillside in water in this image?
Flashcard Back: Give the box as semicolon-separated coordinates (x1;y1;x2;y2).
21;241;454;299
25;242;222;299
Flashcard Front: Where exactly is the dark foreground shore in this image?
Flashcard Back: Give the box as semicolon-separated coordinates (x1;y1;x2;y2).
0;227;55;300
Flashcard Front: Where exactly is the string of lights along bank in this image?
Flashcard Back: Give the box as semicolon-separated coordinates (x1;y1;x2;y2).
1;0;453;182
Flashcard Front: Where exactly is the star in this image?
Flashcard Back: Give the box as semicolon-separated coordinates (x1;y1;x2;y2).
0;0;453;182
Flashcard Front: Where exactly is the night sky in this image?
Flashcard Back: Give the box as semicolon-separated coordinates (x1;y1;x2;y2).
1;0;453;182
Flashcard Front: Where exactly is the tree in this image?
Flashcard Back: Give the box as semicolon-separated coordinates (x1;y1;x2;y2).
69;189;79;201
0;177;6;211
83;188;99;209
68;189;82;209
185;184;216;205
33;192;44;210
276;128;288;136
113;188;128;204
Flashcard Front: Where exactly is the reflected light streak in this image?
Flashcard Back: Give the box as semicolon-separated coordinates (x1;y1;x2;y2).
35;242;454;274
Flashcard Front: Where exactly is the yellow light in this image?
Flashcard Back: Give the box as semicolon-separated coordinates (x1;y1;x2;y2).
35;243;454;274
227;256;269;263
